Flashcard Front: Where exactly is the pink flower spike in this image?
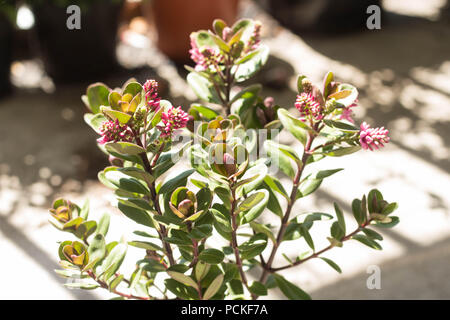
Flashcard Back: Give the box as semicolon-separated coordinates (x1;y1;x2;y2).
97;119;134;145
359;122;390;151
340;103;357;123
295;93;324;121
143;79;161;111
158;106;189;138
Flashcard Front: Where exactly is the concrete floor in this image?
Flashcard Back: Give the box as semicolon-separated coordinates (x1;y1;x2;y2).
0;0;449;299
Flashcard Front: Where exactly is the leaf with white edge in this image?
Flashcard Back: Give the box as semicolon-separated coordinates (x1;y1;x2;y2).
100;243;127;281
187;72;222;104
233;45;269;82
128;241;163;251
264;140;297;178
118;202;155;228
277;108;311;145
84;113;107;134
64;282;100;290
167;271;199;290
273;274;311;300
249;222;276;243
324;146;361;157
96;212;110;237
105;142;145;156
238;190;269;223
203;274;224;300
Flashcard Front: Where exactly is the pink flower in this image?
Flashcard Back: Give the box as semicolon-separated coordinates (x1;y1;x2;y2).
246;21;261;53
97;119;134;145
189;35;223;72
143;79;160;111
158;106;189;138
359;122;390;151
295;93;324;121
340;102;358;123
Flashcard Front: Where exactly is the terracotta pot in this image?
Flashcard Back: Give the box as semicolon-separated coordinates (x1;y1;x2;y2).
149;0;239;62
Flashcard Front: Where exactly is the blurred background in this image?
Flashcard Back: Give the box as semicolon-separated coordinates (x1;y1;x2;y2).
0;0;449;299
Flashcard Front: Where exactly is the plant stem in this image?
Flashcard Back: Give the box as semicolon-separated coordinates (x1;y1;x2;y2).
135;136;175;267
87;270;152;300
229;182;256;300
258;132;314;285
269;220;372;272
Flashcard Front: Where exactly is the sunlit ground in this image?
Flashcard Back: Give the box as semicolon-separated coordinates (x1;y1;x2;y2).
0;0;449;299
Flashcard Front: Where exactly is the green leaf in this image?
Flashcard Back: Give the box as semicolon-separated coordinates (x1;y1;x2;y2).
100;243;127;281
128;241;163;251
203;274;224;300
117;202;155;228
96;212;110;237
189;224;213;240
382;202;398;215
238;190;269;224
362;228;383;241
64;282;100;290
100;106;132;124
84;233;106;271
189;104;219;120
296;75;307;94
86;83;110;114
102;168;149;195
277;108;310;145
108;275;124;292
333;202;346;234
249;222;276;243
300;224;315;250
238;233;268;260
323;119;359;133
352;199;364;226
330;221;345;241
264;140;297;179
249;281;268;296
159;169;195;195
198;248;225;264
322;71;334;98
117;167;154;185
165;278;198;300
233;45;269;82
187;72;222;104
105;142;146;156
235;162;267;197
84;113;107;134
263;175;289;199
273;274;311;300
195;261;210;282
320;257;342;273
324;146;361;157
352;234;382;250
372;216;400;228
167;271;199;290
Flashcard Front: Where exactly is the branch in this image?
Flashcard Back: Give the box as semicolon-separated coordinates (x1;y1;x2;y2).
269;220;372;272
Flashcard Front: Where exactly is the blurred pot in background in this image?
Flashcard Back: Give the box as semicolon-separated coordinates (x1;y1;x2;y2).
145;0;240;63
266;0;381;33
31;0;124;83
0;10;14;97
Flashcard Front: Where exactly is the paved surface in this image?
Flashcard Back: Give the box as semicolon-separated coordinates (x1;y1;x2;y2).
0;0;449;299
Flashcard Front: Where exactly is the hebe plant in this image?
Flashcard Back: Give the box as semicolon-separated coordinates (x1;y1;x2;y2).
50;19;398;300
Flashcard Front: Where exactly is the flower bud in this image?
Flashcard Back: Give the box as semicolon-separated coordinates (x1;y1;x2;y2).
177;199;194;217
302;78;313;93
109;155;124;167
223;153;237;177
